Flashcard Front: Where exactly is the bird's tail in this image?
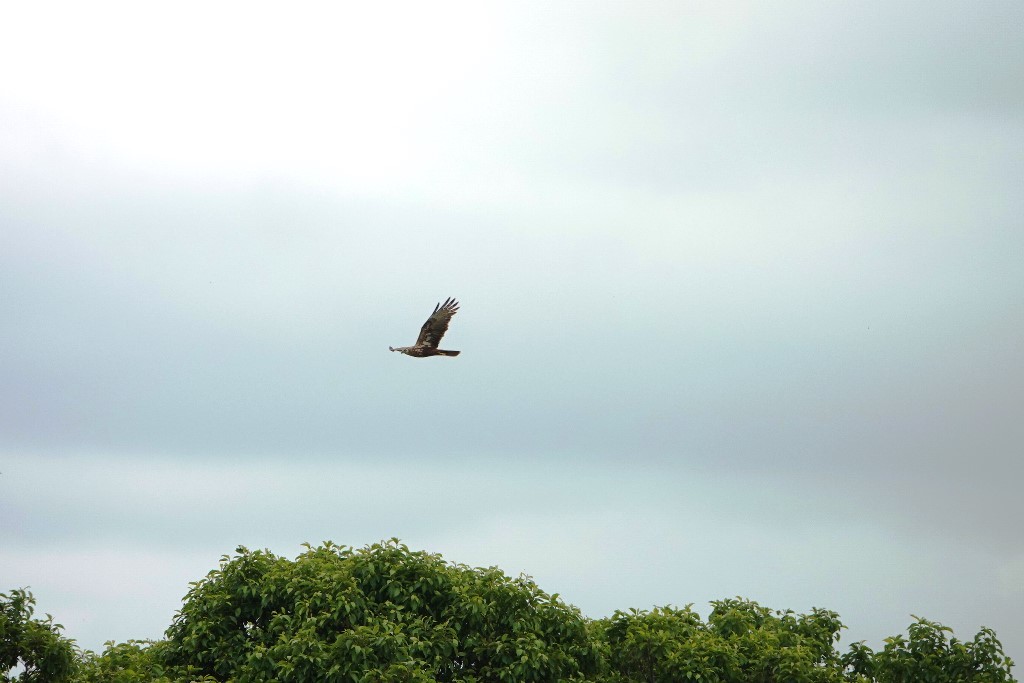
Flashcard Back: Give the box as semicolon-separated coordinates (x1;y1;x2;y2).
436;349;461;357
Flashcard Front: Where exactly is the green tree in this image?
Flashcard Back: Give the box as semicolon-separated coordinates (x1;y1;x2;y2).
0;588;78;683
8;542;1018;683
596;598;847;683
159;539;599;682
75;639;215;683
841;616;1015;683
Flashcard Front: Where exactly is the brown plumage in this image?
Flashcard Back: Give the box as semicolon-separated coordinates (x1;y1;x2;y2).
389;297;461;357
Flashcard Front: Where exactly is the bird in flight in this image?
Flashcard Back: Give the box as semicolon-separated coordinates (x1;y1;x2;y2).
389;297;461;357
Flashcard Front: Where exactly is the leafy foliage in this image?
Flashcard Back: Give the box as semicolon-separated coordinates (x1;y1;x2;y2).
4;540;1018;682
596;599;847;682
74;640;180;683
0;588;78;683
159;539;598;682
841;616;1016;683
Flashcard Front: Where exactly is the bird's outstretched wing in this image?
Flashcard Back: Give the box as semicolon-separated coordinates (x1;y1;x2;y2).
415;297;459;348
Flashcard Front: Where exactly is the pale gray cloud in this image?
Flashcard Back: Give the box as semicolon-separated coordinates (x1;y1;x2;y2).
1;0;1022;664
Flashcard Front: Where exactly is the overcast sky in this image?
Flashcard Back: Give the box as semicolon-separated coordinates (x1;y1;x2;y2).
2;0;1022;665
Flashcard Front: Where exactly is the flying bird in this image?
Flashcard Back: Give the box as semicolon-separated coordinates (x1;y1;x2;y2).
389;297;461;357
